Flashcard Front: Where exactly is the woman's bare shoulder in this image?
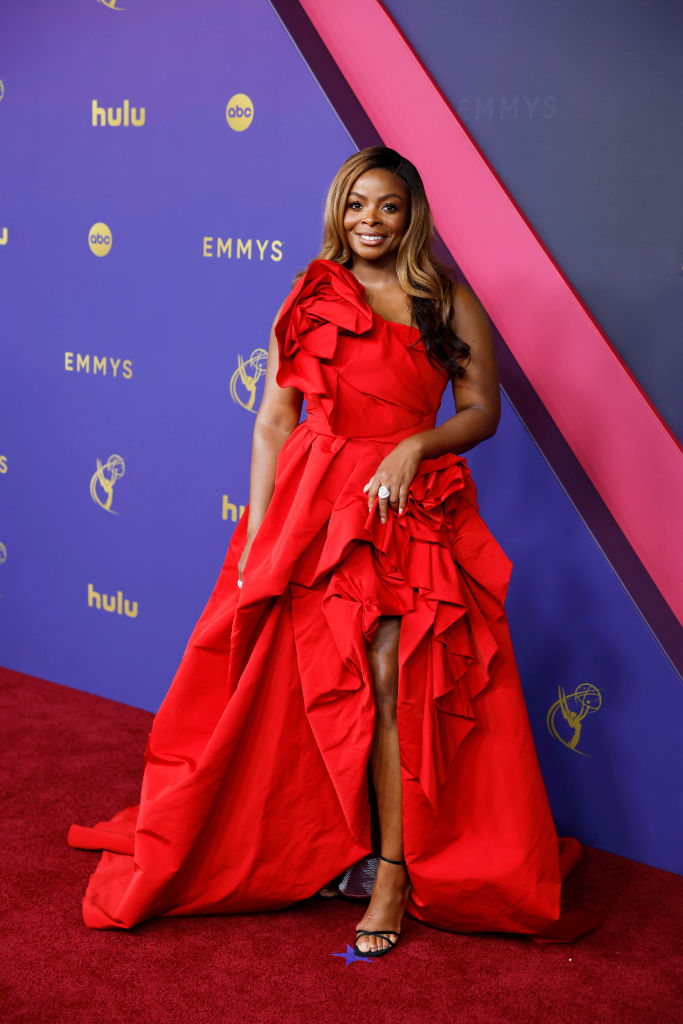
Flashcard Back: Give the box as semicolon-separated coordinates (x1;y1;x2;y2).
450;279;490;330
448;280;493;359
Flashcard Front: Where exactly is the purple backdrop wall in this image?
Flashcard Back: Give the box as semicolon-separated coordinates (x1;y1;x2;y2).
0;0;680;875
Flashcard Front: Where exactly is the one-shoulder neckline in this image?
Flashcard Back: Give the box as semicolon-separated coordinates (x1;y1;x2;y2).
330;259;421;333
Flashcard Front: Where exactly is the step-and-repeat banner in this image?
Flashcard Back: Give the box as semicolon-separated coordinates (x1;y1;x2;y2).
0;0;680;875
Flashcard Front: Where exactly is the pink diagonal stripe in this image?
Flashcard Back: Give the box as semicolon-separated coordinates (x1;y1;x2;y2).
299;0;683;624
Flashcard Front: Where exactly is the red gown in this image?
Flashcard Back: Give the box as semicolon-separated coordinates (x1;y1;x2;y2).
68;259;598;940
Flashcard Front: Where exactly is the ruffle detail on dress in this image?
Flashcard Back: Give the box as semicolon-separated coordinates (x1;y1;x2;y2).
313;449;512;810
275;258;373;361
275;260;374;428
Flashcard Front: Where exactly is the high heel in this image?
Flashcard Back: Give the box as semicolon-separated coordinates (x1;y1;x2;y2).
353;854;410;958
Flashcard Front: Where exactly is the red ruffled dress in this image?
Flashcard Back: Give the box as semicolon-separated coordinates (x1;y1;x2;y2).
68;259;598;940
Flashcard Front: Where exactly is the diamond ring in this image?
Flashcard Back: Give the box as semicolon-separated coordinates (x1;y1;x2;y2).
378;485;391;500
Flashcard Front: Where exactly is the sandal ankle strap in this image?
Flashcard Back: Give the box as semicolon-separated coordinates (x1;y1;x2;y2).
379;854;406;866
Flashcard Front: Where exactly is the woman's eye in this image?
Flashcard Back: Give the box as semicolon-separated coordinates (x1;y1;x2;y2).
348;200;399;212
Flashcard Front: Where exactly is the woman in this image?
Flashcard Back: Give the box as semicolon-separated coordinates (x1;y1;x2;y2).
69;147;597;954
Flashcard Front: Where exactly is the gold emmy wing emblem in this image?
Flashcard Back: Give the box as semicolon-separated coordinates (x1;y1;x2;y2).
90;454;126;514
546;683;603;757
230;348;268;413
96;0;125;10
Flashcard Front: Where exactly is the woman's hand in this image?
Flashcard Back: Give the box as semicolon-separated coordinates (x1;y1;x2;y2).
237;536;254;587
364;436;424;523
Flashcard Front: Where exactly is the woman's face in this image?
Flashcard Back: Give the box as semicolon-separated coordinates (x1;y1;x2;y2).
342;168;409;264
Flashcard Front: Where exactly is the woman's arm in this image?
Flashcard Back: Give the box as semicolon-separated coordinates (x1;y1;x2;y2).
238;303;303;577
414;280;501;458
365;281;501;521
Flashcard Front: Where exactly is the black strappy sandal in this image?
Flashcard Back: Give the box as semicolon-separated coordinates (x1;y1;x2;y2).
353;854;409;958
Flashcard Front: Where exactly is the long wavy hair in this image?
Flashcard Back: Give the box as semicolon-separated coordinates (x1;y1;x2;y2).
310;147;470;378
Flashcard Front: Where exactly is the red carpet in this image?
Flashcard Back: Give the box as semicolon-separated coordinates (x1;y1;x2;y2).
2;666;681;1023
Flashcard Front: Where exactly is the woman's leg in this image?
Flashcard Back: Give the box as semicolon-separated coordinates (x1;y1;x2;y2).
355;615;411;953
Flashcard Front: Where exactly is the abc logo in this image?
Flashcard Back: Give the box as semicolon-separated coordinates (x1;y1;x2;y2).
89;222;112;257
226;93;254;132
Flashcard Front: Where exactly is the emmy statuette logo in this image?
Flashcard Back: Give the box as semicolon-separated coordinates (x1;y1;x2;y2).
89;222;112;257
0;542;6;565
546;683;603;757
96;0;125;10
226;93;253;131
91;100;145;127
88;583;138;618
230;348;268;413
90;454;125;514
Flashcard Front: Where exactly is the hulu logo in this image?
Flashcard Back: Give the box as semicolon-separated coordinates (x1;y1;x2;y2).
91;99;146;127
87;583;138;618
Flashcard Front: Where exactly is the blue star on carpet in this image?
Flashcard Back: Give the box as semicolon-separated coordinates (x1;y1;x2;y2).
331;943;379;965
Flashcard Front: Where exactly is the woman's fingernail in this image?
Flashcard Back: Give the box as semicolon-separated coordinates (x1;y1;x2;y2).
399;507;404;515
